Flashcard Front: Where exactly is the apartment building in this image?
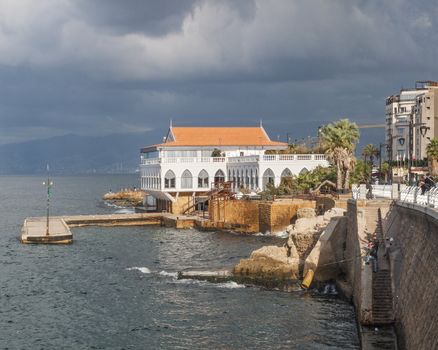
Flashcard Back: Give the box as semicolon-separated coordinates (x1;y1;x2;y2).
385;81;438;161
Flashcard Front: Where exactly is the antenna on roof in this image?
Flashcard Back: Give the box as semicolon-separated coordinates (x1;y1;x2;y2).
259;119;263;128
170;119;173;128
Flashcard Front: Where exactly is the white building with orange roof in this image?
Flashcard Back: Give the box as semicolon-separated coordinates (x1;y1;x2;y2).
140;124;328;213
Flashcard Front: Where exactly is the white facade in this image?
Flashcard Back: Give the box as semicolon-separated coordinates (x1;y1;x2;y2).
139;126;329;203
385;89;426;161
140;152;328;195
385;81;438;162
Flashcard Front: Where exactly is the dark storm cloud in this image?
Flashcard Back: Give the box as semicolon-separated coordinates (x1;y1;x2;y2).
0;0;437;145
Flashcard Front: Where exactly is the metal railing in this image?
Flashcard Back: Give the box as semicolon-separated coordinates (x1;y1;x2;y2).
352;184;438;208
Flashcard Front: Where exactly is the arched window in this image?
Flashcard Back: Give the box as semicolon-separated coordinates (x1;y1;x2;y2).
300;167;309;175
281;168;293;187
198;169;209;188
214;169;225;185
181;169;193;189
262;168;275;189
164;170;176;189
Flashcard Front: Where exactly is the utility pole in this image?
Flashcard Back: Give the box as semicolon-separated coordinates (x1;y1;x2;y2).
43;164;54;236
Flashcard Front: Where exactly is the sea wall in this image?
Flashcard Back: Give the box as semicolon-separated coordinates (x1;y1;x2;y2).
209;199;260;232
209;199;316;233
303;216;347;282
339;200;373;324
383;202;438;350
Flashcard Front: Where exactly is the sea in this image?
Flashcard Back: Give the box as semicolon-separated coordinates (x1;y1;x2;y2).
0;175;360;349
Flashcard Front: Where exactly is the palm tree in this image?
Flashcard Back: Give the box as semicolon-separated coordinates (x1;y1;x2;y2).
426;138;438;176
320;119;360;191
362;144;379;165
380;162;390;183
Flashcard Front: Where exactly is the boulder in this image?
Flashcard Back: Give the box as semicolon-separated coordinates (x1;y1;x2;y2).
296;208;316;219
323;207;346;222
234;244;300;280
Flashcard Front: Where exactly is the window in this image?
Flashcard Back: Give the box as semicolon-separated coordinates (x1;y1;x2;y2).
214;169;225;185
262;168;275;189
198;170;209;188
280;168;293;186
164;170;176;189
181;170;193;189
397;128;405;135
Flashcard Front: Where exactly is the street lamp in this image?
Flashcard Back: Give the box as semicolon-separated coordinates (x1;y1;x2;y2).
43;164;54;236
398;137;405;146
420;125;430;137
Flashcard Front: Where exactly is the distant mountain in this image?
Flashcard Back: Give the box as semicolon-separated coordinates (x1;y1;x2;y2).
0;132;156;175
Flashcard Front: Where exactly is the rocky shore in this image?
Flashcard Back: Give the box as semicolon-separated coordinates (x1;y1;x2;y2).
102;189;145;207
233;207;346;282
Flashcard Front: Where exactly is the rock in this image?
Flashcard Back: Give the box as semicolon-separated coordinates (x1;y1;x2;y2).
233;245;301;280
288;231;321;259
323;207;346;222
297;208;316;219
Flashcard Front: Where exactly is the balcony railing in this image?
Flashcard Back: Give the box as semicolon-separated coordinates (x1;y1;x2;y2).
141;157;226;165
228;154;327;163
141;154;327;165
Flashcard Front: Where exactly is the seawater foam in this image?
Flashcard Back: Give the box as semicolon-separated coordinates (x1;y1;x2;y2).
175;278;246;289
254;231;289;238
158;270;178;278
322;283;338;295
216;281;246;289
126;267;151;274
114;208;135;214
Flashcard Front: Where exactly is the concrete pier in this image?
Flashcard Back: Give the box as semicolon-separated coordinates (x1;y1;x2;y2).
20;212;198;244
21;217;73;244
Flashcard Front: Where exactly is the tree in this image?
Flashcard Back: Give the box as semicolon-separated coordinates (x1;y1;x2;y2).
351;160;372;184
380;162;390;183
320;119;359;191
211;148;222;157
426;138;438;176
362;144;379;165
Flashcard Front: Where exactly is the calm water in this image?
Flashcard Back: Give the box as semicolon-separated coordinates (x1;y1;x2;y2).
0;175;359;349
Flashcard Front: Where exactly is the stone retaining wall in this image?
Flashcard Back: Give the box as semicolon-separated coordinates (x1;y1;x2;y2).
384;202;438;350
209;199;316;233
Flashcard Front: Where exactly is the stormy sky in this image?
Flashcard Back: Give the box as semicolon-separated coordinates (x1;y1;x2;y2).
1;0;437;145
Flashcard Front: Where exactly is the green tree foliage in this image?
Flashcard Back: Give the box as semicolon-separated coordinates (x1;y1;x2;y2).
261;166;336;196
362;144;379;165
380;162;390;183
211;148;222;157
320;119;359;191
426;138;438;175
350;159;372;184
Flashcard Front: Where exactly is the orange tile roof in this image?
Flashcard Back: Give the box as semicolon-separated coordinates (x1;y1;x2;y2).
155;126;287;147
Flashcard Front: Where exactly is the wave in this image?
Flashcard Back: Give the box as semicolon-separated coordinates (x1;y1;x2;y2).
126;267;151;274
158;270;178;278
114;208;135;214
254;231;289;238
175;278;246;289
216;281;246;289
104;202;126;209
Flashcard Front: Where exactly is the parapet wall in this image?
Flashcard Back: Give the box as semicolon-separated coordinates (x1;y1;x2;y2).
341;200;373;324
383;202;438;350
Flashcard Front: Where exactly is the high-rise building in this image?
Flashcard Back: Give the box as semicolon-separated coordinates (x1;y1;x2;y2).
385;81;438;162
